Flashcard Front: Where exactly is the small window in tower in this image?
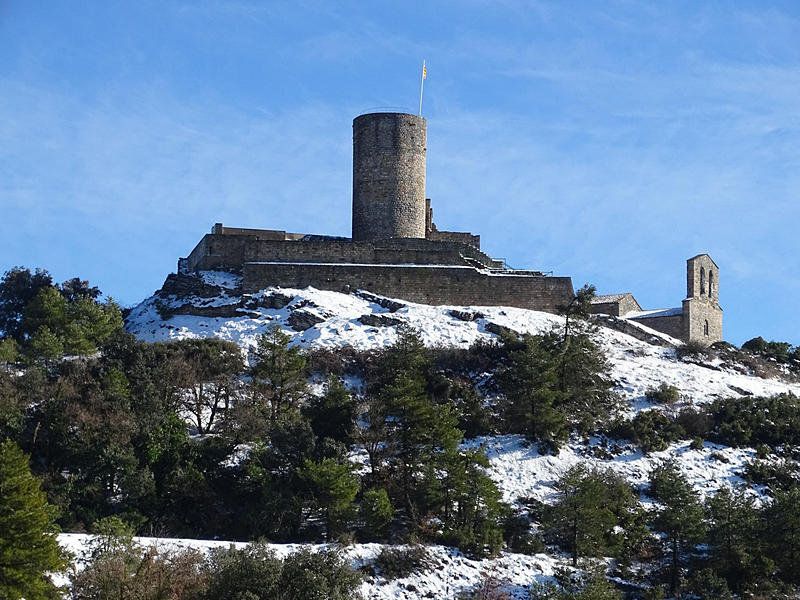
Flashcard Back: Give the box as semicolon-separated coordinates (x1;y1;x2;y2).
704;320;709;336
709;270;714;297
700;267;706;295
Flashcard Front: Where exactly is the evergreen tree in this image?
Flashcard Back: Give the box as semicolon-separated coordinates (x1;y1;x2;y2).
648;459;705;595
0;440;67;600
765;486;800;584
359;488;393;541
29;326;63;365
249;324;308;424
0;338;19;371
558;283;596;343
303;376;356;450
298;457;359;540
543;465;643;566
499;332;567;452
0;266;53;341
704;487;771;593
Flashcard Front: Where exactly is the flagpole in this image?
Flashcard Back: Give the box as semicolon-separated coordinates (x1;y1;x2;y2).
418;60;426;116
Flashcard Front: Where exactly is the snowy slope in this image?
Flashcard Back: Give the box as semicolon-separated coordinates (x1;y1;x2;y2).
126;277;800;410
58;533;558;600
116;278;800;596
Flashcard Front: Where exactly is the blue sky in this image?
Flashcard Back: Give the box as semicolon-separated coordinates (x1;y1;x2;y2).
1;1;799;346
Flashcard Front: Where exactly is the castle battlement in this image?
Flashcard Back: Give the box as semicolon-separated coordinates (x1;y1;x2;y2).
173;111;721;344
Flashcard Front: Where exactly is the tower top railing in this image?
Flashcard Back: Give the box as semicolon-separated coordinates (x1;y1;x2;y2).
356;106;417;116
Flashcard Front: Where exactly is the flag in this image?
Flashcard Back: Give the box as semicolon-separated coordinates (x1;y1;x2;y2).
422;63;427;80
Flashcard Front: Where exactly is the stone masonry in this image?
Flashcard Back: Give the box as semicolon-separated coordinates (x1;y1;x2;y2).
170;110;722;342
589;254;723;345
175;111;577;314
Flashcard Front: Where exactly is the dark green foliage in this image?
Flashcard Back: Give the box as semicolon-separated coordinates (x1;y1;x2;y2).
648;460;705;595
703;487;773;594
764;486;800;584
557;283;596;343
202;542;283;600
451;380;493;439
706;393;800;449
0;440;67;600
498;328;618;453
278;547;362;600
0;266;53;341
374;544;433;579
248;324;308;425
297;457;359;540
531;569;623;600
498;332;567;452
645;383;680;406
303;376;356;450
742;458;800;490
0;337;19;369
542;465;646;567
359;488;393;541
742;336;799;368
619;410;685;453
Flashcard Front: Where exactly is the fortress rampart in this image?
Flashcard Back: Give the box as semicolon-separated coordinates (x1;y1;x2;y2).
170;110;721;343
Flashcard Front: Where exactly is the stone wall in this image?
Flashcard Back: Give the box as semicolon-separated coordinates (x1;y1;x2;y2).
352;113;427;241
683;298;723;344
183;234;504;273
242;262;574;312
629;313;685;340
242;239;471;267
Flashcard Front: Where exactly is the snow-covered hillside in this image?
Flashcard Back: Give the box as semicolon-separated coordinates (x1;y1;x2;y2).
114;273;800;597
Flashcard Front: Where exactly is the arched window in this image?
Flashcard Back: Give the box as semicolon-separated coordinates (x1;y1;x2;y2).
704;320;709;336
709;270;714;297
700;267;706;295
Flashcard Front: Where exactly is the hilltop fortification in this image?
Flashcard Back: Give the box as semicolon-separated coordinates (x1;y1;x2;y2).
169;111;722;345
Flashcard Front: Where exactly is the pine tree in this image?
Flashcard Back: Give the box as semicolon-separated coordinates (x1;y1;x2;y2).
765;486;800;584
705;487;771;592
499;332;567;452
544;465;642;566
648;459;705;595
250;324;308;423
0;338;18;371
298;457;359;540
0;439;67;600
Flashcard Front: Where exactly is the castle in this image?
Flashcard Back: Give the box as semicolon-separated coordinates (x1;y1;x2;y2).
175;111;722;345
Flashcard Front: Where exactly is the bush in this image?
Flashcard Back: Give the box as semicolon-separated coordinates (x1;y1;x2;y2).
610;410;685;453
279;547;362;599
676;340;709;359
645;383;681;406
742;459;800;491
202;542;282;600
374;545;433;579
70;544;207;600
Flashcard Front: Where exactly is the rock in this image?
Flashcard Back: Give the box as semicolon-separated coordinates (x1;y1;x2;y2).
449;309;485;322
357;314;404;327
355;290;405;313
244;292;294;310
288;310;325;331
484;321;518;338
158;273;234;298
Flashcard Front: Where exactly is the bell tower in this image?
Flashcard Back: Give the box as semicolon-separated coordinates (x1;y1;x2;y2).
682;254;723;344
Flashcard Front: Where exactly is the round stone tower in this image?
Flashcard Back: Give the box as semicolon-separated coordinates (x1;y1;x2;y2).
352;112;427;242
